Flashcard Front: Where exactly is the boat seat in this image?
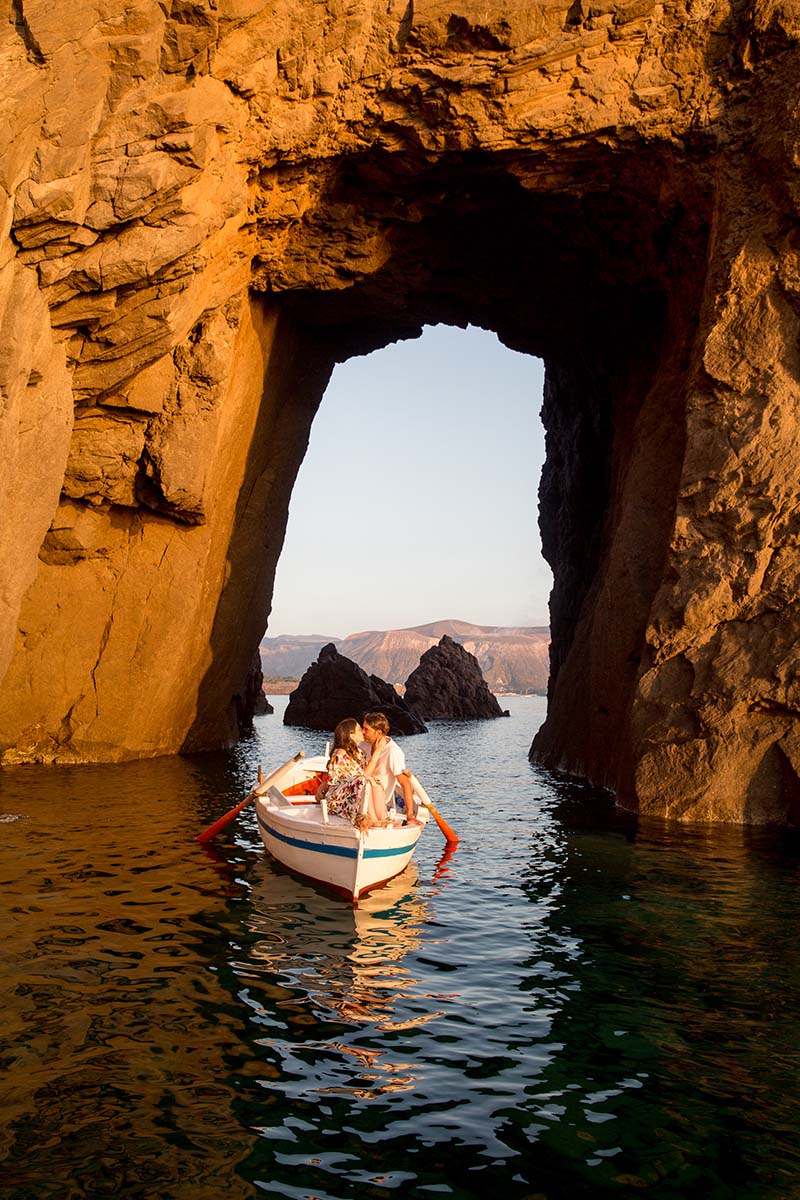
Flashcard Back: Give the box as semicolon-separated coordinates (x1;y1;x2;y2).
266;785;296;808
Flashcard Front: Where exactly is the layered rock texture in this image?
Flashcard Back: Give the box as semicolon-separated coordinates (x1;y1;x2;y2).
284;644;426;734
405;635;508;719
1;0;799;823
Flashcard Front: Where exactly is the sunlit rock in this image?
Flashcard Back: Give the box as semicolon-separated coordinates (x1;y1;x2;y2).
1;0;799;823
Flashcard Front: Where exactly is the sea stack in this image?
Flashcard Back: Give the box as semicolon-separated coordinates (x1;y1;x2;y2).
404;635;509;720
284;644;427;735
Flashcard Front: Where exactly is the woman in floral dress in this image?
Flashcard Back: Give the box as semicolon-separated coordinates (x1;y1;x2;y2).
320;718;370;828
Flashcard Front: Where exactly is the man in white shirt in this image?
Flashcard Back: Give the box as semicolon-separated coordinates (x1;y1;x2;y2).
361;711;422;825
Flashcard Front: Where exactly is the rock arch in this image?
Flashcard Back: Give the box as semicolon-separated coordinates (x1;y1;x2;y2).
1;0;799;822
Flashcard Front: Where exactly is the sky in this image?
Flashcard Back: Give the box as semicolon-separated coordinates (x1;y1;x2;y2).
267;324;552;637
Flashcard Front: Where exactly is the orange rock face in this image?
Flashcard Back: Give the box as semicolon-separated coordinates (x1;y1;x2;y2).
1;0;799;822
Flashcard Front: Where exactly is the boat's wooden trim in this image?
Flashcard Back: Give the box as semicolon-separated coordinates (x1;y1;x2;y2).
253;752;304;796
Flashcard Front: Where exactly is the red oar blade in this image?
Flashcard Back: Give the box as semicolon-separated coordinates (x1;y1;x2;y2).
195;793;253;843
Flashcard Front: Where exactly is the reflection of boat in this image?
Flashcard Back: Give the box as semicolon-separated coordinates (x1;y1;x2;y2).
252;753;429;903
247;860;425;963
244;862;439;1039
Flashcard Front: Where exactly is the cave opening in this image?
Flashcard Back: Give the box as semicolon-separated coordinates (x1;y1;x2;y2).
263;323;551;704
210;144;711;799
3;5;797;822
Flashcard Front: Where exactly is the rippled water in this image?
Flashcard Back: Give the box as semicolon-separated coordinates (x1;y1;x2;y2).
1;696;800;1199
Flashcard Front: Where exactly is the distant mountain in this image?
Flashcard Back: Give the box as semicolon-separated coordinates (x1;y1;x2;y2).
258;634;339;677
337;628;437;686
407;619;549;639
468;636;550;694
261;620;550;694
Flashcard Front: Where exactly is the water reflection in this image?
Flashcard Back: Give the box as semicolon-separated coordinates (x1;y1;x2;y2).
431;843;459;882
2;697;800;1200
0;773;265;1199
509;810;800;1195
231;860;443;1104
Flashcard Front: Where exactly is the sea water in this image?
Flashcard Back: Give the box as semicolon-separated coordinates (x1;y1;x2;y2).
1;696;799;1199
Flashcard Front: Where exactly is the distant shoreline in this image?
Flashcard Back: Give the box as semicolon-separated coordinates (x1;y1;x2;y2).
262;678;299;695
262;678;546;699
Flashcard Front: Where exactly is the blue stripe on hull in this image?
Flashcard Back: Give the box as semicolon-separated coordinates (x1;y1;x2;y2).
364;843;417;859
258;815;357;857
257;815;415;860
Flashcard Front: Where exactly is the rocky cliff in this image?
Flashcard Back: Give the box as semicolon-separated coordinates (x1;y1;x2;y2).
405;635;508;719
242;650;273;723
1;0;799;824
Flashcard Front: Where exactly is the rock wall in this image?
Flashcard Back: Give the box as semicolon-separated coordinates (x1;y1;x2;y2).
0;0;799;822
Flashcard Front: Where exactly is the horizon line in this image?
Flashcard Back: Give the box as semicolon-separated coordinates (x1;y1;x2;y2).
263;617;552;641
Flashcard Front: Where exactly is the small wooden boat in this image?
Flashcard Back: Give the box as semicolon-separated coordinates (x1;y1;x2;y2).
252;751;429;903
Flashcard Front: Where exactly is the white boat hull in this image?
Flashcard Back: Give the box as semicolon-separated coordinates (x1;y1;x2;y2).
253;754;427;902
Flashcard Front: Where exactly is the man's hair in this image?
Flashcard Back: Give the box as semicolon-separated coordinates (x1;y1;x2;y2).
363;711;390;734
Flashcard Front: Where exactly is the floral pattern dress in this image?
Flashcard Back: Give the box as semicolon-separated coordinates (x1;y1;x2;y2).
325;748;368;823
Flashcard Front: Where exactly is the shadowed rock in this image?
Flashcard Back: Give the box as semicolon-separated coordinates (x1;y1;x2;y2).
284;644;427;735
1;1;799;821
249;649;273;717
236;650;273;733
405;635;509;720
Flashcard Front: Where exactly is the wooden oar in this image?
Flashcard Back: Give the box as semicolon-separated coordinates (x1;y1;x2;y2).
195;751;304;843
410;774;459;845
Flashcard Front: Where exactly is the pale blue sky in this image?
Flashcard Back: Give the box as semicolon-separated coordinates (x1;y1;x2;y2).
267;325;551;637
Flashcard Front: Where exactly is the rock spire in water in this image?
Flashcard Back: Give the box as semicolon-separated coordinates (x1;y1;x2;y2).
284;644;426;735
404;635;508;720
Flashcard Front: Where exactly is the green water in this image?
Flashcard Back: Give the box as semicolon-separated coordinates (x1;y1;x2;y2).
1;696;799;1198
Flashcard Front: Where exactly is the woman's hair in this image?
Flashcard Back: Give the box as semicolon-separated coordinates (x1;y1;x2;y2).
330;718;362;763
363;711;389;735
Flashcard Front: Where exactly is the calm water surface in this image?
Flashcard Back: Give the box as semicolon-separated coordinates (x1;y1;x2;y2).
1;696;799;1199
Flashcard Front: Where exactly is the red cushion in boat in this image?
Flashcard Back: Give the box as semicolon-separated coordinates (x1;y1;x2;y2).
283;772;328;796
